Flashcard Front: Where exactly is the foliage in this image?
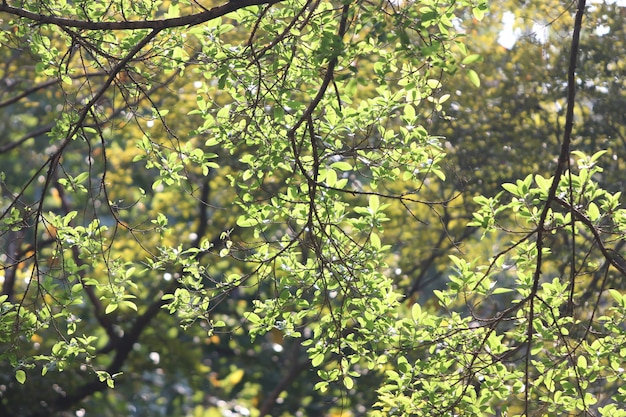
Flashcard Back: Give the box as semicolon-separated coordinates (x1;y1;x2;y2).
0;0;624;416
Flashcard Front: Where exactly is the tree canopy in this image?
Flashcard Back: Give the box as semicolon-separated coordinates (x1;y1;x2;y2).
0;0;625;416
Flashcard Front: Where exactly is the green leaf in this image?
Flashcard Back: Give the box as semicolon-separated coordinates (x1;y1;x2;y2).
608;289;624;305
411;303;421;322
534;174;550;190
369;194;380;212
325;168;338;187
331;161;352;171
467;69;480;87
236;216;258;227
427;79;442;89
15;370;26;384
121;300;138;311
370;232;381;249
311;353;324;367
587;202;600;221
502;183;519;195
404;104;416;120
244;312;260;323
105;303;118;314
472;4;487;21
461;54;482;65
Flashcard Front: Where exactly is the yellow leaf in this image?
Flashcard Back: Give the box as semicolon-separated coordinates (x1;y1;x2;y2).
225;369;244;386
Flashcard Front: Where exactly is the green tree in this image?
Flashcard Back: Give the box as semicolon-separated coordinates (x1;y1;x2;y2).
0;0;624;416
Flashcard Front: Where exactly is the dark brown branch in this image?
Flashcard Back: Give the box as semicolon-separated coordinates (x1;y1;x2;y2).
1;230;25;301
258;339;308;416
0;0;283;31
554;197;626;277
246;0;315;63
524;0;587;414
0;237;55;301
0;123;55;154
0;79;59;109
50;281;176;414
288;4;350;137
0;72;107;109
287;3;349;194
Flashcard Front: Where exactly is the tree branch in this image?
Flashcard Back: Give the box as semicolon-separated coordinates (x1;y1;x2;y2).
258;339;308;416
0;123;55;154
525;0;587;414
0;0;283;31
0;72;107;109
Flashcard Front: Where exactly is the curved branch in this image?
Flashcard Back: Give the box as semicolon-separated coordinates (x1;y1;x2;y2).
0;0;283;31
